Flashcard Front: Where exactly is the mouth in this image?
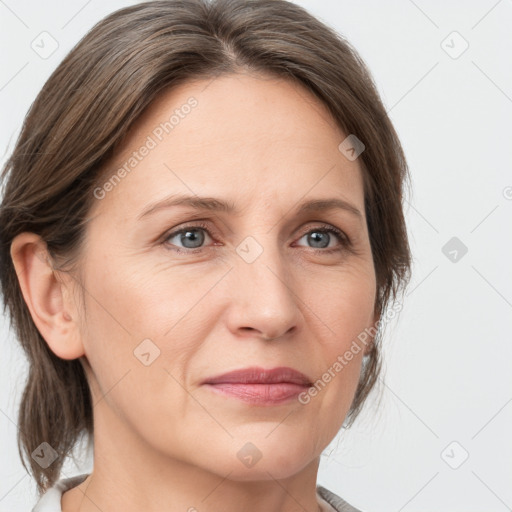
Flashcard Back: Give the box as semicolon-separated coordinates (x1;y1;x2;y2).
201;366;312;405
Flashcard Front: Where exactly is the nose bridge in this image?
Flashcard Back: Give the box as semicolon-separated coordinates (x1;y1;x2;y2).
237;232;291;298
229;231;301;339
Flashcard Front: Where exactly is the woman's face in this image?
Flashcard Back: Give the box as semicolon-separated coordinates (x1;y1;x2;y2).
73;72;378;480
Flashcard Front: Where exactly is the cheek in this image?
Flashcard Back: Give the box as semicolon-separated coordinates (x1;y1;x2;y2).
77;256;223;400
80;245;375;393
313;265;376;349
301;266;375;416
76;262;200;445
82;251;214;340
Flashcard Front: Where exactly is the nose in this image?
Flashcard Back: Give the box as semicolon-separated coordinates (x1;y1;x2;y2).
225;239;302;342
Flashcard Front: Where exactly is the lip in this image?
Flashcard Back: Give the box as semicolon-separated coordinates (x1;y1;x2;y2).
202;366;312;386
201;366;312;405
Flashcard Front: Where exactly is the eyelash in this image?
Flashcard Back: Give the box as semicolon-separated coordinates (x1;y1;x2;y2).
160;221;351;255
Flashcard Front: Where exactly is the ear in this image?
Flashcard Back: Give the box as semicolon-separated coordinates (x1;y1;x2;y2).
10;232;85;360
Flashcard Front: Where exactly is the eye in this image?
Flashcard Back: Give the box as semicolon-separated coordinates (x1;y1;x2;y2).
162;222;214;253
295;226;349;253
161;222;350;254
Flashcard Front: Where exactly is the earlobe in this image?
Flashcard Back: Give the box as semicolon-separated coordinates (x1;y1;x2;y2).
10;232;85;360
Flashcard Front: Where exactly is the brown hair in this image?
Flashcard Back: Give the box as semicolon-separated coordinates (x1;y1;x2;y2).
0;0;412;495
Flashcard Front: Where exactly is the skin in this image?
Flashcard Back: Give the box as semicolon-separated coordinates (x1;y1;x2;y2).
11;72;379;512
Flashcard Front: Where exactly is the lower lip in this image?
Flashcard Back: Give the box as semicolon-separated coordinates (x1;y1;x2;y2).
203;382;308;405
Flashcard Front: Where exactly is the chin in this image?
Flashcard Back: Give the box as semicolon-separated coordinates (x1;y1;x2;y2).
209;435;316;482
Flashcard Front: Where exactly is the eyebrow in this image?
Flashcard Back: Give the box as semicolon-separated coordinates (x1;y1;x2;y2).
137;194;363;222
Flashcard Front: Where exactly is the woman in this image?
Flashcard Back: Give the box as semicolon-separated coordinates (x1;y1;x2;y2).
0;0;412;511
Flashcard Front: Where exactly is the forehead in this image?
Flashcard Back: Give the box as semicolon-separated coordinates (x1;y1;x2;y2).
90;72;365;219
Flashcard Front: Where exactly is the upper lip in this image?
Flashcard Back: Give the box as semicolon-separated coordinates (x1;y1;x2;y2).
202;366;312;386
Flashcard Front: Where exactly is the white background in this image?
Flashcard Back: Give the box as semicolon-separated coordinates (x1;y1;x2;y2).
1;1;511;511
